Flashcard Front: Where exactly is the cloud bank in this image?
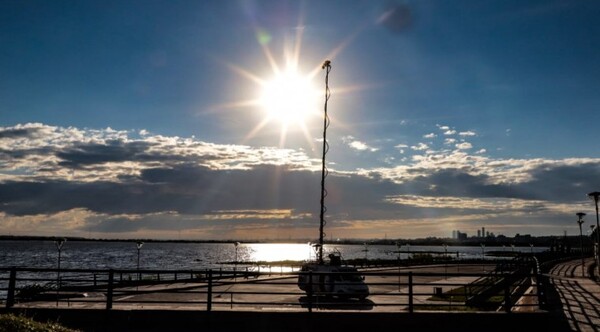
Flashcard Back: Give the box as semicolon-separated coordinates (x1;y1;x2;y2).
1;123;598;239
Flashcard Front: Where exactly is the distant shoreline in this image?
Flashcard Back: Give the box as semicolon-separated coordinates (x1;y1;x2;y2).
0;234;573;247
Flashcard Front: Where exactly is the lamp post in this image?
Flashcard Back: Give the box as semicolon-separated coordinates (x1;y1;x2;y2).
396;242;401;291
576;212;586;277
588;191;600;276
529;243;534;255
135;241;144;280
55;238;66;306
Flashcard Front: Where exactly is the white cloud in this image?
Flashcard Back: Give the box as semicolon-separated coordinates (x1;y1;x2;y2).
459;131;476;136
423;133;437;139
455;142;473;150
343;135;378;152
475;149;486;154
444;138;457;145
444;130;457;135
411;143;429;151
0;123;319;182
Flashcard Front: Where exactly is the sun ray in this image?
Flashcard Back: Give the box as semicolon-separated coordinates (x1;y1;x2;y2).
307;20;370;80
290;7;306;71
279;123;289;147
257;33;281;75
224;62;266;86
243;116;273;143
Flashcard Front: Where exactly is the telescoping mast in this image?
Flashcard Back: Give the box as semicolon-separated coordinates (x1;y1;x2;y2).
297;60;369;301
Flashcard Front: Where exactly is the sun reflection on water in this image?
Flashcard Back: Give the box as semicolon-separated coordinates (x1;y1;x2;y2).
244;243;312;262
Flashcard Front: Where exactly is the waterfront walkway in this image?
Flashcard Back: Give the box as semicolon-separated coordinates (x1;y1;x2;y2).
549;257;600;331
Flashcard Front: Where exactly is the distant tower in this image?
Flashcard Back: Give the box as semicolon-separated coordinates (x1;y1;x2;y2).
482;227;485;238
452;230;457;239
477;230;481;237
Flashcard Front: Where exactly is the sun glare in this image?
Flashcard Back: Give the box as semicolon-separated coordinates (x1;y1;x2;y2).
260;69;319;126
216;11;367;147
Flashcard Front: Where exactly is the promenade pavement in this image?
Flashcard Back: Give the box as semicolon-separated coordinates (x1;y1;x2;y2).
13;264;490;312
548;257;600;331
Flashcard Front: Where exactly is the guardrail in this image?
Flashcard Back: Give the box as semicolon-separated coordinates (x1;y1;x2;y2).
0;263;542;313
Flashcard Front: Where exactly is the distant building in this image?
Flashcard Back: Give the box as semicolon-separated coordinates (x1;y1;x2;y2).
482;227;485;238
477;230;481;237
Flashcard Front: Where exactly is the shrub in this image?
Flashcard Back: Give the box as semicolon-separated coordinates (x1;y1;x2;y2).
0;314;78;332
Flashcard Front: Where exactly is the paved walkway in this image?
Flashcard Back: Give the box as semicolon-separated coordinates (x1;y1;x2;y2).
549;257;600;331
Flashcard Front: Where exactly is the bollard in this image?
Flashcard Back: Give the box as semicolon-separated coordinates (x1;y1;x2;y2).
307;271;313;313
408;272;413;313
6;268;16;308
106;270;114;310
207;270;212;311
504;276;511;313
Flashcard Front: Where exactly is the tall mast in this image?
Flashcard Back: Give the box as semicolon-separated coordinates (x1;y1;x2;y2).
318;60;332;264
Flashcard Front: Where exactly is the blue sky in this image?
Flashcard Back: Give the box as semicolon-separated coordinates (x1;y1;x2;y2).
1;0;600;240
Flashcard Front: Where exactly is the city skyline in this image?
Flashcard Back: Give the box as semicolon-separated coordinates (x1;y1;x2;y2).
1;1;600;240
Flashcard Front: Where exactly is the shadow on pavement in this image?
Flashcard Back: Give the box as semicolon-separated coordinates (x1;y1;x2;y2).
298;296;374;310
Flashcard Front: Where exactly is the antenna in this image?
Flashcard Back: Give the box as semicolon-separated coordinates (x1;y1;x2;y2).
318;60;332;264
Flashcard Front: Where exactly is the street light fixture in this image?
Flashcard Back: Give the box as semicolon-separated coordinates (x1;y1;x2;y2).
588;191;600;276
576;212;586;277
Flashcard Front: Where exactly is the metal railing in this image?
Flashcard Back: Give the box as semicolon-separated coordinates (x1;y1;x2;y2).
0;262;544;313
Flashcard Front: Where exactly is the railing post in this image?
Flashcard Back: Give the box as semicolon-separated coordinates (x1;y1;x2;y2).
6;268;16;308
207;269;212;312
504;275;511;313
106;269;114;310
307;271;313;313
408;272;413;313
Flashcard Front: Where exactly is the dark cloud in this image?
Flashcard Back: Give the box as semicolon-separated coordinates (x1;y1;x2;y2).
0;127;41;139
56;141;154;168
1;161;599;221
522;163;600;201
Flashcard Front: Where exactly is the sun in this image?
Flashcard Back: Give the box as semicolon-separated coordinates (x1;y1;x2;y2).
214;13;366;147
260;68;320;126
